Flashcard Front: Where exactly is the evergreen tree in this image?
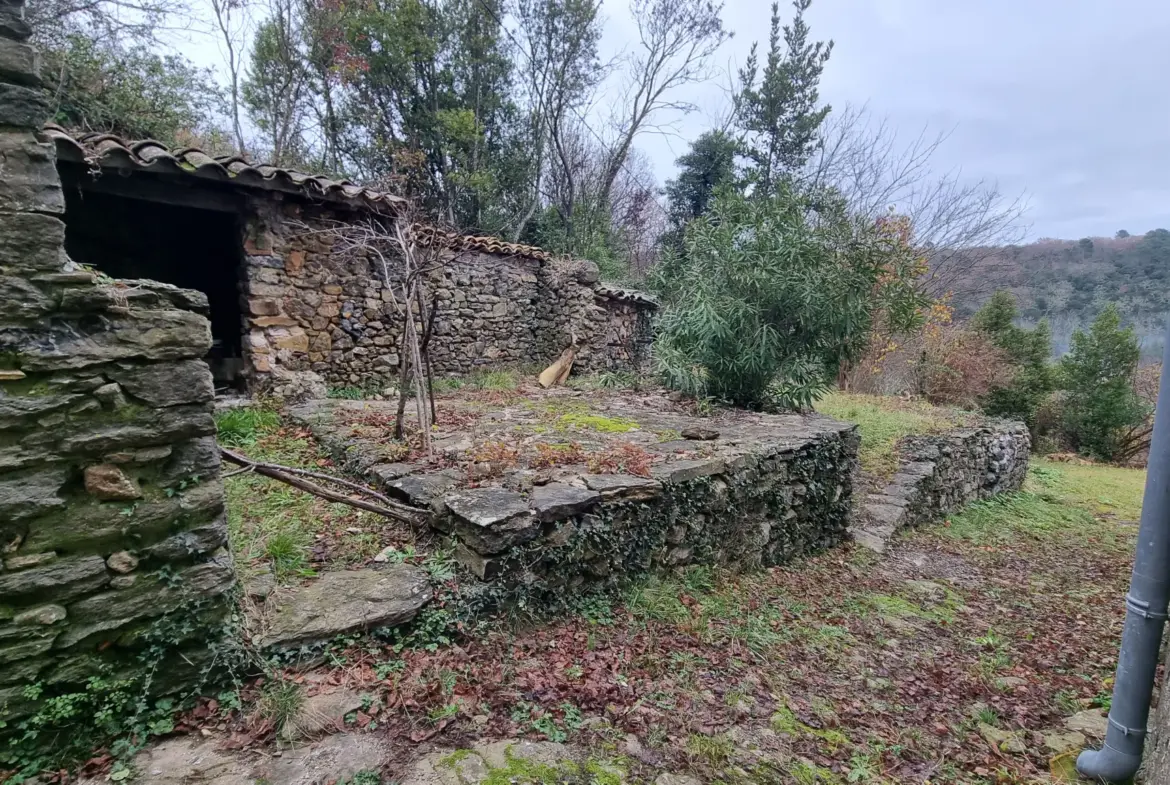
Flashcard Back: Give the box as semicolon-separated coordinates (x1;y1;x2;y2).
972;290;1055;426
734;0;832;196
1060;304;1149;460
663;130;739;230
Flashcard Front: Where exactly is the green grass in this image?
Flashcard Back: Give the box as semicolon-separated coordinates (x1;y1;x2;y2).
224;424;385;583
215;407;280;447
1031;458;1147;521
814;391;969;478
260;678;305;739
432;376;465;394
468;369;521;391
686;732;734;767
938;459;1145;548
327;385;378;400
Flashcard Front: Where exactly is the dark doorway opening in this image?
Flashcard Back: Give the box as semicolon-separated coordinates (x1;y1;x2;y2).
59;184;247;388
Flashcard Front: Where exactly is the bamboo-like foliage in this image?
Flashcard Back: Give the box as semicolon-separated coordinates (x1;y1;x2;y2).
653;187;927;410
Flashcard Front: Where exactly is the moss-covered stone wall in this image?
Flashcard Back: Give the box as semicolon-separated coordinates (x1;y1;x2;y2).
0;0;234;724
853;420;1031;552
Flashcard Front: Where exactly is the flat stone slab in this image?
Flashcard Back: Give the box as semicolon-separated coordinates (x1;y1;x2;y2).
81;732;395;785
389;470;461;506
442;488;539;553
281;688;367;739
530;483;601;522
583;474;662;501
1064;709;1110;738
651;458;726;484
258;566;431;649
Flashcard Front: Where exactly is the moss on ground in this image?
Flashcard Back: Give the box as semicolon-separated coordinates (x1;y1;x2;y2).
556;412;639;433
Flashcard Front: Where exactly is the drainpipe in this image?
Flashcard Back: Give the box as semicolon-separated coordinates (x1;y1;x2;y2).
1078;320;1170;783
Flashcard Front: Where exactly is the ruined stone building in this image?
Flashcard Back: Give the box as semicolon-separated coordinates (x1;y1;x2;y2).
41;126;657;395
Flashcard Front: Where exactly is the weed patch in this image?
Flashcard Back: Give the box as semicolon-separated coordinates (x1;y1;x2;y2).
215;407;280;447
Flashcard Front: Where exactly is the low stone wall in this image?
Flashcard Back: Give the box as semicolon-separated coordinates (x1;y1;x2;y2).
0;6;233;723
852;421;1031;552
287;395;859;609
437;437;857;606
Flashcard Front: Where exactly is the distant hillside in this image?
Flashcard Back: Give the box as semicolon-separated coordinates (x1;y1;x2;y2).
951;229;1170;360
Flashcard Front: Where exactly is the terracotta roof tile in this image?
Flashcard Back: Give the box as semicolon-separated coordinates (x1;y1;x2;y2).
595;284;658;309
43;125;657;308
43;124;406;213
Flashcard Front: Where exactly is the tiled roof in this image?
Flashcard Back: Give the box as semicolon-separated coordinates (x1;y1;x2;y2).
411;224;553;262
44;124;657;308
43;124;406;213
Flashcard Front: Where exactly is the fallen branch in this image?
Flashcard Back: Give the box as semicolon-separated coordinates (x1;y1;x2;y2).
219;447;427;525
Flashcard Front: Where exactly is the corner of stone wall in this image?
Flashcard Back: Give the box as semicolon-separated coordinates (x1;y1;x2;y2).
0;2;235;724
851;419;1031;553
240;201;330;398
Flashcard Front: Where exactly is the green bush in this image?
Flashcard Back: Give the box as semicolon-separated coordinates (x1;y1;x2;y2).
652;188;926;409
1059;304;1150;460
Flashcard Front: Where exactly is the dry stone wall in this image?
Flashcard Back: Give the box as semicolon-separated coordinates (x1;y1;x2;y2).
286;397;860;611
240;202;654;393
435;431;859;606
0;2;233;725
852;421;1031;552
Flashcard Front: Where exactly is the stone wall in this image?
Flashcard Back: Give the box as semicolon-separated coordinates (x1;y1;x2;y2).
0;2;233;724
436;431;858;604
240;202;655;393
286;396;859;609
851;420;1031;552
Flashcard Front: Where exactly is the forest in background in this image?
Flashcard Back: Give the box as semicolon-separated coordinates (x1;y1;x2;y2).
954;230;1169;360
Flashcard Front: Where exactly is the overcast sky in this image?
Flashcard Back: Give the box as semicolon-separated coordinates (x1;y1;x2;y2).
601;0;1170;241
180;0;1170;242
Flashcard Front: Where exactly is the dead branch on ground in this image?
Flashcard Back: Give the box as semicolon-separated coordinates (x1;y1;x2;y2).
220;447;426;525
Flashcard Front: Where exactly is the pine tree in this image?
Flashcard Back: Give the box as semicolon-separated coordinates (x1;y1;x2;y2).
735;0;832;196
1060;304;1149;460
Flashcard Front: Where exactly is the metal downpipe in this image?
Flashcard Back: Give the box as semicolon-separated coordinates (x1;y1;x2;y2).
1078;320;1170;783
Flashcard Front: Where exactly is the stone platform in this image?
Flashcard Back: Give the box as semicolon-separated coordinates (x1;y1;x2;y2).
288;389;859;605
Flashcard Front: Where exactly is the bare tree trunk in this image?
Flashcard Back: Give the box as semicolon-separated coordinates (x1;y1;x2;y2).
393;301;413;441
211;0;249;156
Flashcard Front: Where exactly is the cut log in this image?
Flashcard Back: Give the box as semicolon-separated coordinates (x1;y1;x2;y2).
539;345;578;388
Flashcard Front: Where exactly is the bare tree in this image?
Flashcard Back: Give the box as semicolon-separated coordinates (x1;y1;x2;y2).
597;0;727;208
27;0;192;47
243;0;310;165
295;213;443;452
209;0;251;155
803;104;1030;301
511;0;607;241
